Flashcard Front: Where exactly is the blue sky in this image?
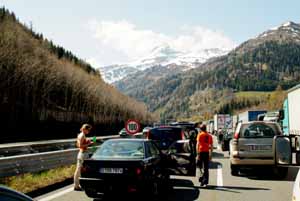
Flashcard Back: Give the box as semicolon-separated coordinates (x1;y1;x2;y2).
0;0;299;66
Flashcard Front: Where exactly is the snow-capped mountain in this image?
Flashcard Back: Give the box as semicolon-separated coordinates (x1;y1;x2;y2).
257;21;300;40
99;44;230;83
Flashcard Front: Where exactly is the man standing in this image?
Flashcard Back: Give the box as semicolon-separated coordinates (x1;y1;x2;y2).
196;124;213;187
74;124;93;191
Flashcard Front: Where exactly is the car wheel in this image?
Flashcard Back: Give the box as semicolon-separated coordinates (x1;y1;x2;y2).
84;189;101;199
231;164;239;176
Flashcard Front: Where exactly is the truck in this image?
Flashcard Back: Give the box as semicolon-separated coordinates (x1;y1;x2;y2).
214;114;232;131
238;110;267;123
282;84;300;135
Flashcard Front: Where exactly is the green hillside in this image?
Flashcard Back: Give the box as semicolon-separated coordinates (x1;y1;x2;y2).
116;22;300;121
0;8;153;142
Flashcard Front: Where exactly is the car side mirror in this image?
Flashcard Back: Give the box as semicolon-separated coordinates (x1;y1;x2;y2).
274;136;292;165
274;135;300;166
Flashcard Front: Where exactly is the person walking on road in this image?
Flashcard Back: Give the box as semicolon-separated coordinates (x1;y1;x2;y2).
196;124;213;187
74;124;93;191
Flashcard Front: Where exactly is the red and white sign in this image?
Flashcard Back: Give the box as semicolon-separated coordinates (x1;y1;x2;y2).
125;119;141;135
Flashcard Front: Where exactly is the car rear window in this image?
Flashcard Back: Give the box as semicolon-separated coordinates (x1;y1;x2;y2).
240;123;279;138
92;140;144;159
149;127;182;141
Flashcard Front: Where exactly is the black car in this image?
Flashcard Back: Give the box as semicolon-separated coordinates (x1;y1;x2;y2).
0;185;34;201
147;126;196;176
147;126;184;150
79;139;169;199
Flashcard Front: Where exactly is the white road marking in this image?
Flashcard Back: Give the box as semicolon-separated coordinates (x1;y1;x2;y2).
217;164;223;188
37;187;73;201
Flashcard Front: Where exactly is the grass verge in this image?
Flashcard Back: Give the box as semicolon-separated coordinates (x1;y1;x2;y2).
0;165;76;193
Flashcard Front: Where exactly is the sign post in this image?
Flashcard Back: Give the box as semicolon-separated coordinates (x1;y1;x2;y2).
125;119;141;135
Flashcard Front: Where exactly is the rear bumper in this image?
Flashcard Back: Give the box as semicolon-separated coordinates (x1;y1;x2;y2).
80;177;143;193
230;158;275;165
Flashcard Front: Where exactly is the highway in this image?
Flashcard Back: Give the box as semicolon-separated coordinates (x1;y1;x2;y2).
36;146;298;201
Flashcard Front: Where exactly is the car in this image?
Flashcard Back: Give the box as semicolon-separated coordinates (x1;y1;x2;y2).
221;131;233;151
0;185;34;201
147;126;185;150
79;138;170;199
141;126;152;138
292;168;300;201
229;121;286;176
147;126;196;176
169;122;198;139
118;128;129;137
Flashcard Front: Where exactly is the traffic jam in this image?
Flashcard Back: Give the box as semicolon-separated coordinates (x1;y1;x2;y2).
74;85;300;201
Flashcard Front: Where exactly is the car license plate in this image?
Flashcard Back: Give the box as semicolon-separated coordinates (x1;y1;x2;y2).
100;168;123;174
250;145;272;151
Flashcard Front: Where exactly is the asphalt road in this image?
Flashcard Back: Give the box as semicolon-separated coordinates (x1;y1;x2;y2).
36;144;298;201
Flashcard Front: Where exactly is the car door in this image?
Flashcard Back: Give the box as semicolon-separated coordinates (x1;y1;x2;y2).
144;141;163;179
165;140;196;176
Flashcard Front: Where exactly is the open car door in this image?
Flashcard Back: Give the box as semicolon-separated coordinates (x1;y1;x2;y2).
164;139;196;176
274;135;300;166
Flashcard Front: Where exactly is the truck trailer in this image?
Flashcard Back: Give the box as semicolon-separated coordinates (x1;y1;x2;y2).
282;84;300;135
238;110;267;123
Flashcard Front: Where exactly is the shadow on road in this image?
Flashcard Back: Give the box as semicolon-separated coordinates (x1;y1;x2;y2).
240;166;299;182
170;178;194;187
195;185;270;194
95;179;200;201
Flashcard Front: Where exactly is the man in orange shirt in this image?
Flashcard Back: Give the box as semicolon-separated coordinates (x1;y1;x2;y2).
196;124;213;187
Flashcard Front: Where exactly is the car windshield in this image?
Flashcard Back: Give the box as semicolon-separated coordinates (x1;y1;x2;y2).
92;140;145;159
240;123;278;138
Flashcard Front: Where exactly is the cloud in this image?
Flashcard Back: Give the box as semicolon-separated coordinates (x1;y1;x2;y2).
88;19;236;66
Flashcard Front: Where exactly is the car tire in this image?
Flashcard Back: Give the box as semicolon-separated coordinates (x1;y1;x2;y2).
84;189;101;199
231;164;239;176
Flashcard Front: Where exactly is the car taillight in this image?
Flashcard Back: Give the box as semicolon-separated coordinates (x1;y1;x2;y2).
181;131;185;140
234;132;239;139
136;168;142;175
81;165;89;173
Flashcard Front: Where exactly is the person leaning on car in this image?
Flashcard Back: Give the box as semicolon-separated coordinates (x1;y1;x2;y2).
196;124;213;187
74;124;93;191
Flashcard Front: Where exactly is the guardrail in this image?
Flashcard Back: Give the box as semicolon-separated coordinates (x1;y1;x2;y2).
0;135;118;178
0;136;117;157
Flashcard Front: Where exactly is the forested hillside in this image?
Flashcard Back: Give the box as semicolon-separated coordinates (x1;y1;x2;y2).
116;22;300;120
0;8;153;142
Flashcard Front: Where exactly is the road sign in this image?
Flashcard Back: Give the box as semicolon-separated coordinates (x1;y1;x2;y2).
125;119;140;135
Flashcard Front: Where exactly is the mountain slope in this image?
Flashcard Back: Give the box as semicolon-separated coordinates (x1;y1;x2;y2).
117;21;300;120
100;44;229;83
0;8;152;142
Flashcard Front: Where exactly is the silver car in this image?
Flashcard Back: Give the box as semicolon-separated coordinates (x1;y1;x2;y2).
230;121;285;176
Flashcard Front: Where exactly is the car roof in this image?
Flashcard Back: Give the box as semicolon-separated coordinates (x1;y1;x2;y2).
239;121;280;125
106;138;151;142
152;126;182;129
0;185;33;200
